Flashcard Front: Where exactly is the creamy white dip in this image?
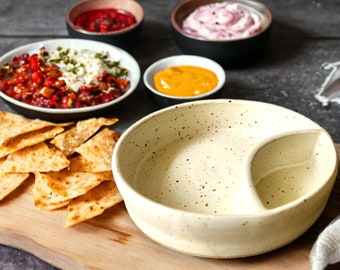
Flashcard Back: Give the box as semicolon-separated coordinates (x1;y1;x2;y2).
182;2;263;40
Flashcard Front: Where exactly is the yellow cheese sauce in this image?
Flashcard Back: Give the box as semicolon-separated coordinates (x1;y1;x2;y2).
154;65;218;97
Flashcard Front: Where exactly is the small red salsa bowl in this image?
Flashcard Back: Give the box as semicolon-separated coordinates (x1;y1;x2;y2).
66;0;144;49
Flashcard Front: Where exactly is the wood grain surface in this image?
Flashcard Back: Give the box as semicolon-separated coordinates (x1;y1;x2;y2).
0;145;339;270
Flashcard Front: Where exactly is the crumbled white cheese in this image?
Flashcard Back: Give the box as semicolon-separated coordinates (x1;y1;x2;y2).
47;48;120;92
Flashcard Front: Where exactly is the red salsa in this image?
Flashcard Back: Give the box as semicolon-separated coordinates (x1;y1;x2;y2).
75;8;137;33
0;48;130;109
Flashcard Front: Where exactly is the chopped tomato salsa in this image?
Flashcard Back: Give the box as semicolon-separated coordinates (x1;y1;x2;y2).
75;8;137;33
0;48;130;109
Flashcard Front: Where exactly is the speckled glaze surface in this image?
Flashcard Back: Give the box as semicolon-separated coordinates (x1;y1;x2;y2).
112;99;338;258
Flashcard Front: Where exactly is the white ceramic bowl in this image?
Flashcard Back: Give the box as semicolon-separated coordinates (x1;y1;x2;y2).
0;38;140;122
112;99;338;258
143;55;226;108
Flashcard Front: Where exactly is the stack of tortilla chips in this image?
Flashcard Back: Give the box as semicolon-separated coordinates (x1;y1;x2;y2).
0;111;123;227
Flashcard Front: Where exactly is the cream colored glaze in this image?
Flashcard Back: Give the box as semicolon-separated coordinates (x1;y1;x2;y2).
256;166;316;208
113;100;338;258
249;130;332;209
134;128;331;215
135;129;256;214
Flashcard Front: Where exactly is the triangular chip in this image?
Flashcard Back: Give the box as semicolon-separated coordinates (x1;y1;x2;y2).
33;170;113;205
50;117;118;156
0;111;72;146
0;126;65;159
75;128;120;171
0;142;69;173
0;172;30;201
65;180;123;227
33;171;71;210
68;155;106;173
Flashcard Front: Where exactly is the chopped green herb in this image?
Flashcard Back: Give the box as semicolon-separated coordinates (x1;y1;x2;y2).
39;46;129;78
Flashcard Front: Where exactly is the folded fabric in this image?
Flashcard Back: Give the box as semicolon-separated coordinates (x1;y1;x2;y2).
310;215;340;270
315;61;340;106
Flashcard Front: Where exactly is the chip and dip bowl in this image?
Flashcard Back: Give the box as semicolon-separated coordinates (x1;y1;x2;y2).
112;99;338;258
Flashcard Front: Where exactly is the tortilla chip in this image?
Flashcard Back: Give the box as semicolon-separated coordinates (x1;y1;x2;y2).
33;171;71;210
0;111;72;146
65;180;123;227
0;172;30;201
0;142;69;173
0;112;122;226
0;156;6;165
50;117;118;157
33;170;113;205
75;128;120;171
0;126;65;159
68;155;106;173
67;155;94;172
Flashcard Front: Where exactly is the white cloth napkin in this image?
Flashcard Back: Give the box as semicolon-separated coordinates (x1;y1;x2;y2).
315;61;340;106
310;215;340;269
312;61;340;268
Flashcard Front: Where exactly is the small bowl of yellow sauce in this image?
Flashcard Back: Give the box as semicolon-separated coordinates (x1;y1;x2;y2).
143;55;226;108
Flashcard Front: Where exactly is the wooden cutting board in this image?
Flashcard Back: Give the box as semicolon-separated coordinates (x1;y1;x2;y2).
1;145;339;270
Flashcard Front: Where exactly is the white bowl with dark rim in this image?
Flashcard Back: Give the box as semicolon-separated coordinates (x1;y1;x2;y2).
112;99;338;258
0;38;140;122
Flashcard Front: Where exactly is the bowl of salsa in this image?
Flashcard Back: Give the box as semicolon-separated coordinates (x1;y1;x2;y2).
66;0;144;49
0;39;140;121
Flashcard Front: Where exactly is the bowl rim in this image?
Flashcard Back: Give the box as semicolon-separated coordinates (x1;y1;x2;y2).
112;99;338;219
171;0;273;42
143;55;226;100
66;0;144;36
0;38;141;115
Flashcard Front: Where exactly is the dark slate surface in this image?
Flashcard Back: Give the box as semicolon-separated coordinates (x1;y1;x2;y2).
0;0;340;269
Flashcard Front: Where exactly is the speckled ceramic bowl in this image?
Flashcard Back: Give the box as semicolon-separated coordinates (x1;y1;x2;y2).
171;0;272;67
66;0;144;49
112;99;338;258
143;55;226;108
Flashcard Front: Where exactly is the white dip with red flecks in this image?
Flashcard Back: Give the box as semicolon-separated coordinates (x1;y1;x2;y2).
182;2;263;40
